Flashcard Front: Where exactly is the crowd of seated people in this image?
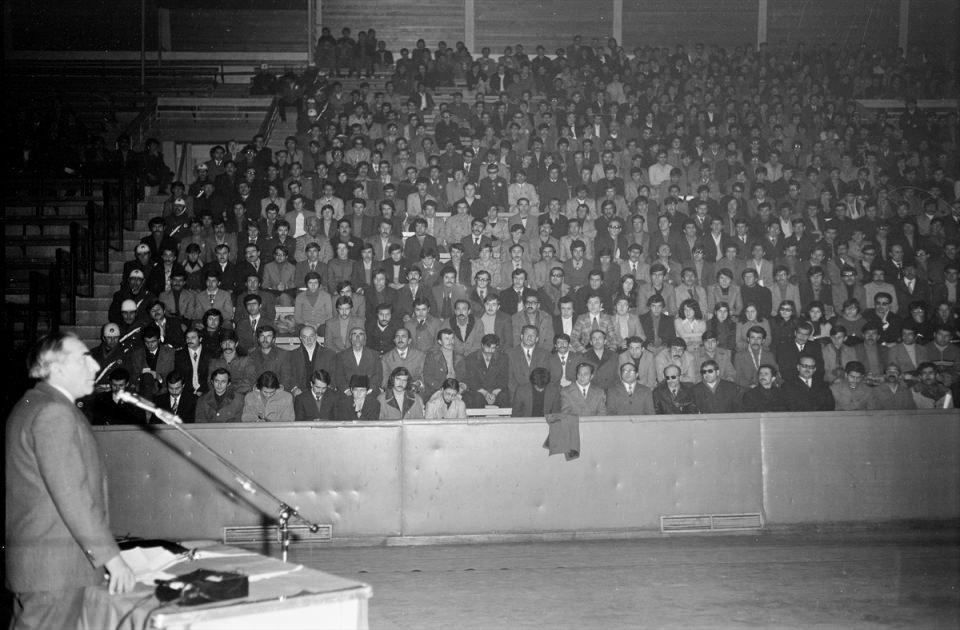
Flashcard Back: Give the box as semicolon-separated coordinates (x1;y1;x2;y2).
81;32;960;424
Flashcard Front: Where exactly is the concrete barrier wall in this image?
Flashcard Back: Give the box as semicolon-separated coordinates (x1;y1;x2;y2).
99;423;404;540
94;411;959;541
761;411;960;524
400;416;762;536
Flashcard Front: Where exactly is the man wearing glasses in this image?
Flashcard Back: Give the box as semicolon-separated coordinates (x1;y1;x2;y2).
781;357;836;411
652;364;698;414
594;216;629;263
863;292;903;344
774;322;824;381
691;360;742;413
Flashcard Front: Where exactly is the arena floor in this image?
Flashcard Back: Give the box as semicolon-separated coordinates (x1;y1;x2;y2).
292;529;960;629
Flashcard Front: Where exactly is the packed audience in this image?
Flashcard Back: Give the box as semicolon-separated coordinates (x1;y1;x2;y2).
83;33;960;423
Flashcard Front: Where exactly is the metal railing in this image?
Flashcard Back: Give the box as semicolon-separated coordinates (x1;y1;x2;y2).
70;220;95;300
55;248;74;326
174;141;192;185
258;96;282;144
123;97;159;150
2;173;142;347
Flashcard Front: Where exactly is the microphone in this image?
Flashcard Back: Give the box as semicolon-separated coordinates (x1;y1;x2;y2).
116;390;183;426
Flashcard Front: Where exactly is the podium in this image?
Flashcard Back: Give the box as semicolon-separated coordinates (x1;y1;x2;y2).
81;545;371;630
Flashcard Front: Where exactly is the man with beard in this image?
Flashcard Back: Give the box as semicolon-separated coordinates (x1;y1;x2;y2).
741;364;787;412
910;362;954;409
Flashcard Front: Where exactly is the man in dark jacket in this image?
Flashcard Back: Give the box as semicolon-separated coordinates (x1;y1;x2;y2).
780;356;836;411
512;367;562;416
294;370;338;421
334;374;380;420
6;333;135;627
652;364;699;414
741;365;788;412
152;371;198;422
605;362;656;415
774;321;824;381
194;368;244;422
690;359;741;413
462;334;511;407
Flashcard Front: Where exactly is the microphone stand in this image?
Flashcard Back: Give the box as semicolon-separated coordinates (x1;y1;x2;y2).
116;391;321;563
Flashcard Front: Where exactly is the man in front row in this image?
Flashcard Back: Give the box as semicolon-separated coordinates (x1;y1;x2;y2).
294;370;338;421
691;359;741;413
606;362;656;415
6;332;135;629
560;362;607;415
462;334;511;408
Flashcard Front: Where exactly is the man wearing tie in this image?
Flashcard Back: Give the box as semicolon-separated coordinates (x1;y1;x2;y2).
499;268;536;315
153;371;197;422
548;334;581;388
623;244;649;282
293;370;337;421
236;294;266;353
432;269;469;320
293;242;328;288
381;328;427;390
605;362;656;415
560;362;607;415
570;295;621;353
506;325;551;394
174;329;210;395
460;218;492;260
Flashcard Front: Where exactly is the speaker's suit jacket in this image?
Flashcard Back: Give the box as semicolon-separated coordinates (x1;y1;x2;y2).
6;382;121;592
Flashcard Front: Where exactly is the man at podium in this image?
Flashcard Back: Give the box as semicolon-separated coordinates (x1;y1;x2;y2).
6;332;135;629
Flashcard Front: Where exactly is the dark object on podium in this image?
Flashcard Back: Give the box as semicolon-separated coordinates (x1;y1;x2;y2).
117;538;188;554
155;570;249;606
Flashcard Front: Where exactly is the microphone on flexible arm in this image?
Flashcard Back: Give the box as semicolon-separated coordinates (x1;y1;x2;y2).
117;390;253;493
114;391;322;539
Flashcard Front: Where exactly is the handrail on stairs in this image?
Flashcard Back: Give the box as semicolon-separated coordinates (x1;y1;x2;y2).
258;97;281;145
3;173;143;347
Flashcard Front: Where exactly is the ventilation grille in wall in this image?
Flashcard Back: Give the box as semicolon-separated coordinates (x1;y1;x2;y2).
660;513;763;533
223;524;333;545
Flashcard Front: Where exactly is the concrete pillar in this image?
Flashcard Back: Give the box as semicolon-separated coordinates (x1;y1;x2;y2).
757;0;768;48
315;0;323;43
465;0;475;54
898;0;909;57
158;7;171;53
307;0;315;64
612;0;623;46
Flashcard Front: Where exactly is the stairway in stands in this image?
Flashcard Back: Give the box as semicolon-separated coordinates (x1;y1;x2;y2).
268;113;300;153
64;75;471;348
65;195;167;349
